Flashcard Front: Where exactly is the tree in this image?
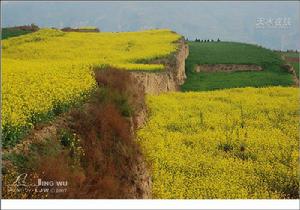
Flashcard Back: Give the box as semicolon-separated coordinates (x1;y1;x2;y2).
30;23;39;31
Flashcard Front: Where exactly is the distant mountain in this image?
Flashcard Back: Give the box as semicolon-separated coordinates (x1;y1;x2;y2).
2;1;299;50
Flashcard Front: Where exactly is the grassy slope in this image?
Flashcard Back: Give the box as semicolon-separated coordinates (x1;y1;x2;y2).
283;52;299;58
293;62;299;78
181;41;293;91
1;28;33;40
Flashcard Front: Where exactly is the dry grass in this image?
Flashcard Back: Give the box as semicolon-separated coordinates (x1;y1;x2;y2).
2;68;148;199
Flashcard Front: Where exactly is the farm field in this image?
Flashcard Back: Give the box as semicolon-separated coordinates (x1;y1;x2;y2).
1;27;34;39
2;0;299;204
2;28;181;147
181;41;294;91
2;27;299;200
137;87;299;199
282;52;300;58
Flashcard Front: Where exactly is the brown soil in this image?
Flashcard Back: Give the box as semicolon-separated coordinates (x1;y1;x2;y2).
195;64;263;73
2;69;151;199
130;38;189;95
285;57;299;63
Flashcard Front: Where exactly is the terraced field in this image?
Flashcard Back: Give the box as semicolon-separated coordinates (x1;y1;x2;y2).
2;28;181;147
138;87;299;198
181;42;294;91
137;41;299;199
2;28;299;199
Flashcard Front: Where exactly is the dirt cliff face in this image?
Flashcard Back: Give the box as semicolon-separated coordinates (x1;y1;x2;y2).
130;39;189;94
281;55;299;87
127;39;189;197
129;39;188;129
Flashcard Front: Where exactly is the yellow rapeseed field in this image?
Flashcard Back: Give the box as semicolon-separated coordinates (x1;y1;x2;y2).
137;87;299;199
2;28;181;146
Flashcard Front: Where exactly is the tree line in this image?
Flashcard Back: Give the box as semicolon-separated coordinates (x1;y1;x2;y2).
185;38;221;42
194;38;221;42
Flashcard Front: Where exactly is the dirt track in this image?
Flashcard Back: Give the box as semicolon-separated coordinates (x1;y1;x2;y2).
285;57;299;63
195;64;263;73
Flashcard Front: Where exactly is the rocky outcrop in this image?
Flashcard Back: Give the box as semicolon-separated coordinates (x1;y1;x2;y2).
130;39;189;94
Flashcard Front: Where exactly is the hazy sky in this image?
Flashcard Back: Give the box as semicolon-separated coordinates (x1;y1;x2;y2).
2;1;299;50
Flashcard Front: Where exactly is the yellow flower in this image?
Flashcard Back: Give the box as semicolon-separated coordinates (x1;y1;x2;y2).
2;28;180;136
138;87;300;199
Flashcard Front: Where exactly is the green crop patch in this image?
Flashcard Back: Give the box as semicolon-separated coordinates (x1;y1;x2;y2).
181;41;294;91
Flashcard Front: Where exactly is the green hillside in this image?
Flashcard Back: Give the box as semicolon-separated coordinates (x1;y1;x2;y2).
181;41;294;91
1;28;34;40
